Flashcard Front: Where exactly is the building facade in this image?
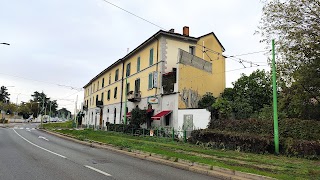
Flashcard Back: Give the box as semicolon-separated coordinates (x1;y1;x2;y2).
82;26;225;129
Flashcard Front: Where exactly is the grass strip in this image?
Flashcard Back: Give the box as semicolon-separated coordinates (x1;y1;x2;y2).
52;129;320;180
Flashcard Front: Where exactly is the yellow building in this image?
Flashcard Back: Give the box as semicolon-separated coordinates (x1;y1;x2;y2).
83;26;225;129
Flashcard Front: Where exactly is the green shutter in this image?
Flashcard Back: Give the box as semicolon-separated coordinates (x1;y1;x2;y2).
149;48;153;66
137;57;140;72
148;73;153;89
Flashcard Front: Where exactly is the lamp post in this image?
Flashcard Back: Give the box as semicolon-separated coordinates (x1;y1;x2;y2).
16;93;21;105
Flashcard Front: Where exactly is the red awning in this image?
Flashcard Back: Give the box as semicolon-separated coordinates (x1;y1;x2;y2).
151;110;172;120
126;112;131;117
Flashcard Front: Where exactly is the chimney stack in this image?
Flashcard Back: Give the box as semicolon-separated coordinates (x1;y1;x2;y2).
183;26;189;36
169;29;174;33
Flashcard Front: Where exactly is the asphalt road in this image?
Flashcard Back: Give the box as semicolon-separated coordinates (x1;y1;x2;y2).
0;123;216;180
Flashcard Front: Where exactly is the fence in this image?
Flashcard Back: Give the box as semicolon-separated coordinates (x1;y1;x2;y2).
81;124;193;143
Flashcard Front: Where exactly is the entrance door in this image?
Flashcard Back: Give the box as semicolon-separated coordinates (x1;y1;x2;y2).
99;108;103;129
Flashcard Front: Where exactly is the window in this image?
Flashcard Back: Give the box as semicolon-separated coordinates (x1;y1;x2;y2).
189;46;195;55
115;69;119;81
93;84;95;92
137;57;140;72
148;73;153;89
97;81;99;90
96;95;98;105
149;48;154;66
86;100;88;106
101;92;104;102
109;74;111;84
126;63;131;77
107;90;110;100
102;78;104;88
135;78;140;93
114;87;118;98
126;83;130;94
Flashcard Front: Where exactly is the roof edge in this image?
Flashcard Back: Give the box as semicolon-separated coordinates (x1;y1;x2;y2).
198;32;225;52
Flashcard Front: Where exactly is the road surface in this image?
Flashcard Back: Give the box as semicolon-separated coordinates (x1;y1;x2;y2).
0;123;216;180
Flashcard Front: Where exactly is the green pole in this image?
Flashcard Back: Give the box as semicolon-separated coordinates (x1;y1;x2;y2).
124;77;128;125
184;130;187;143
272;39;279;154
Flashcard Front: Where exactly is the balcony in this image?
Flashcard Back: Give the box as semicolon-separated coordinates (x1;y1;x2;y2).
96;100;104;108
127;91;141;102
83;105;88;111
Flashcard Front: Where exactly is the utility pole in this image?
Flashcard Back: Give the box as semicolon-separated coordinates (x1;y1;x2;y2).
41;97;44;128
272;39;279;154
49;102;52;123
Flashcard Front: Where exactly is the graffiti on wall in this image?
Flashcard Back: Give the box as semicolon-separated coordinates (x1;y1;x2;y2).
179;88;201;108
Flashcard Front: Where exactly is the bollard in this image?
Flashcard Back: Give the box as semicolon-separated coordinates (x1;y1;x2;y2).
183;130;187;143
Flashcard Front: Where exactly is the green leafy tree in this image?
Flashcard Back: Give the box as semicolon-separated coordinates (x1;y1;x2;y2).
57;108;71;119
212;97;232;120
130;107;147;128
258;0;320;119
198;92;216;109
0;86;10;103
30;91;58;116
232;69;272;115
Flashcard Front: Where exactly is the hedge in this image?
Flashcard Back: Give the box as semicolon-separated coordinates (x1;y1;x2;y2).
209;118;320;141
189;129;320;159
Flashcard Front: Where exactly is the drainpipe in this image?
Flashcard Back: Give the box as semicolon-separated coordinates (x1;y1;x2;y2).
119;59;125;125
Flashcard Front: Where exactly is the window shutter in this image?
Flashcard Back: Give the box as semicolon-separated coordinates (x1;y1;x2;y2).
148;73;153;89
149;48;153;66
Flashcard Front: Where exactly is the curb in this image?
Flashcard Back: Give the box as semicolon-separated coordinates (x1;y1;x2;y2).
41;129;276;180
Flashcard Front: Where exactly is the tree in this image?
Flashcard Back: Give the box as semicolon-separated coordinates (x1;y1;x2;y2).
212;97;232;120
130;107;147;128
30;91;58;116
258;0;320;104
232;69;272;114
198;92;216;109
0;86;10;103
57;108;71;119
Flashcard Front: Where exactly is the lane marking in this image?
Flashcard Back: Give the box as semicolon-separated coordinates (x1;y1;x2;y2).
26;128;30;130
13;129;66;159
26;129;31;132
38;136;49;141
20;127;24;129
84;165;112;177
32;128;35;130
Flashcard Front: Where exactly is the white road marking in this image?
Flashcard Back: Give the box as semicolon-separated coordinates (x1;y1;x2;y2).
32;128;35;130
26;128;30;130
13;129;66;159
26;129;31;132
84;165;112;177
14;127;18;129
38;136;49;141
19;127;24;129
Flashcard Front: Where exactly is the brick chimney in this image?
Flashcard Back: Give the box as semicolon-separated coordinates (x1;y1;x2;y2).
183;26;189;36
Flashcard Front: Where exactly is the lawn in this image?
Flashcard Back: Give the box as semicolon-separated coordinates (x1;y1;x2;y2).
42;121;73;129
52;129;320;180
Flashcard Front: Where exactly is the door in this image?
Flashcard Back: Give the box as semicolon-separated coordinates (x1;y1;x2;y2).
99;108;103;129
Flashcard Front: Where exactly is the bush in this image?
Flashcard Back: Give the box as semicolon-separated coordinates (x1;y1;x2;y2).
189;129;320;159
208;118;320;141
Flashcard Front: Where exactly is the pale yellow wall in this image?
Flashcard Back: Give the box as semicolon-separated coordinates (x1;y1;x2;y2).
178;34;225;109
165;37;196;73
84;40;160;110
122;40;158;99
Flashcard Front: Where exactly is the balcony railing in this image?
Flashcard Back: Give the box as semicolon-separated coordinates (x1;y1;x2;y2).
96;100;104;108
127;91;141;102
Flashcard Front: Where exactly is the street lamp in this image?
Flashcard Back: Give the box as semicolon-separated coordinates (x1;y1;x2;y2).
0;43;10;46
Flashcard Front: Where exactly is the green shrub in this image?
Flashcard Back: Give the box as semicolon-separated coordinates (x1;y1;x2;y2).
189;129;320;159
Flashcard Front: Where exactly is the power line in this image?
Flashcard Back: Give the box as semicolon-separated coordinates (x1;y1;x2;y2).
100;0;269;71
0;72;83;91
228;50;271;57
101;0;166;30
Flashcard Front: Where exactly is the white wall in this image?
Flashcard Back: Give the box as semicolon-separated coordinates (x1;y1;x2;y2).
177;109;210;129
160;94;178;127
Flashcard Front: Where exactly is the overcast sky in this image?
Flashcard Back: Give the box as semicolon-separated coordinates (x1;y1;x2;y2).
0;0;270;112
